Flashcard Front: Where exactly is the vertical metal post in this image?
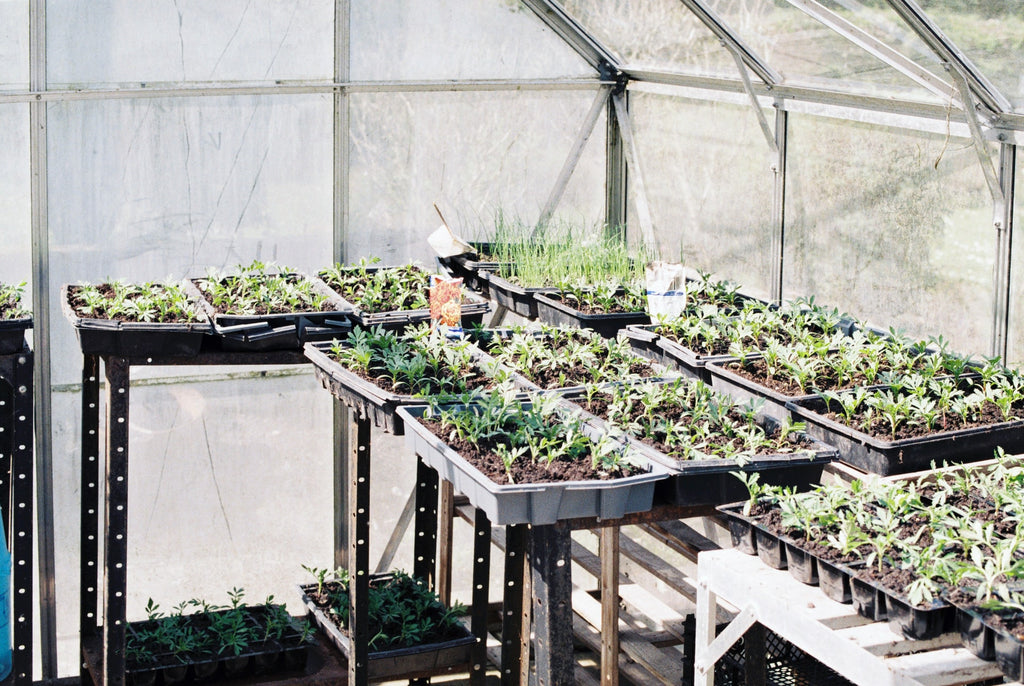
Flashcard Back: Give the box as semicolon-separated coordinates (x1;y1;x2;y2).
770;108;788;303
501;524;528;685
10;351;33;685
80;357;100;681
412;458;438;589
599;527;619;686
29;0;57;678
992;143;1015;361
531;523;574;686
103;357;130;686
469;508;491;686
605;85;627;241
348;415;371;686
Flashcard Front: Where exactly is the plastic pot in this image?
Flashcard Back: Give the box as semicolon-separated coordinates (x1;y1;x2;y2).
885;594;954;641
955;605;996;661
850;574;887;621
783;541;818;585
753;528;787;570
0;317;30;355
817;559;852;604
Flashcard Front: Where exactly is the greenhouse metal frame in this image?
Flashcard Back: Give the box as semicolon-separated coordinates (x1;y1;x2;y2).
3;0;1024;680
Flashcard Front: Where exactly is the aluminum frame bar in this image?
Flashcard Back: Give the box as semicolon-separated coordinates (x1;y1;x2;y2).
518;0;620;73
679;0;781;86
949;67;1005;212
727;48;778;155
992;144;1015;361
534;86;612;235
885;0;1011;115
786;0;957;106
611;93;657;252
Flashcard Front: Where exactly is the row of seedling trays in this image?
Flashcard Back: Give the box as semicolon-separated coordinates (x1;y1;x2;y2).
719;459;1024;681
62;260;489;356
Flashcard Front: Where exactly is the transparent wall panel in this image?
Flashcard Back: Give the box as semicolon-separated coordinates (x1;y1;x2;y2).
558;0;738;77
50;375;334;675
630;92;774;297
0;0;29;90
47;0;333;88
701;0;943;102
352;0;592;80
47;94;332;385
784;114;993;355
916;1;1024;112
0;104;30;283
347;90;605;261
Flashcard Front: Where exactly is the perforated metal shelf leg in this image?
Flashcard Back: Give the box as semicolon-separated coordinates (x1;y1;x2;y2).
348;413;371;686
103;356;130;686
79;356;100;686
531;523;573;686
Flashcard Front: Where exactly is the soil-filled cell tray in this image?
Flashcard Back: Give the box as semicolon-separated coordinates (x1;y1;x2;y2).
706;358;818;422
533;291;649;339
619;325;736;383
437;242;509;297
396;403;668;526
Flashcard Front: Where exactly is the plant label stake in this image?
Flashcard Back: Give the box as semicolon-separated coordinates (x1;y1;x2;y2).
427;203;473;258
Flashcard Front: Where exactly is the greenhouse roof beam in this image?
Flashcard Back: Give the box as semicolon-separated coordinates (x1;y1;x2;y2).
611;93;657;252
726;48;778;155
885;0;1011;115
535;86;613;236
785;0;959;107
518;0;620;76
677;0;781;86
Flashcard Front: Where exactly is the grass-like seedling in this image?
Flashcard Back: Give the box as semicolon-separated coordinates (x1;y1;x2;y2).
0;282;29;320
318;258;431;313
195;260;331;316
302;566;466;651
68;281;202;323
550;278;647;314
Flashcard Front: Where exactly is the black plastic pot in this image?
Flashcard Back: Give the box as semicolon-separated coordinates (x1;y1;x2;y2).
784;541;818;585
724;510;757;555
0;316;30;355
534;291;649;339
954;605;996;661
817;559;852;604
478;271;556;319
754;528;787;570
995;628;1024;682
63;284;211;358
850;574;887;621
885;594;954;641
787;391;1024;476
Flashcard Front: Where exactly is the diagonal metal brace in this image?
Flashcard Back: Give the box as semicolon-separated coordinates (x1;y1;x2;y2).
948;65;1005;225
726;44;778;159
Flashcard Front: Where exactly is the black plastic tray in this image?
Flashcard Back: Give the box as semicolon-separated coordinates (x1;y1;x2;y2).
533;291;649;339
786;392;1024;476
436;241;509;298
478;271;556;320
0;316;30;355
620;324;736;383
706;357;818;422
62;283;212;358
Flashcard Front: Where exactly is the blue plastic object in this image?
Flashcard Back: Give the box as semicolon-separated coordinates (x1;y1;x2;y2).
0;515;12;682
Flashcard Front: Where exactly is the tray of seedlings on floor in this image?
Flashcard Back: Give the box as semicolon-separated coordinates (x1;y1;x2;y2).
121;589;312;686
785;359;1024;475
396;387;670;525
534;278;650;338
623;298;845;384
188;260;351;351
317;259;489;329
706;329;978;421
437;241;510;298
63;280;211;357
299;568;474;682
560;378;836;506
467;324;672;397
303;324;517;434
0;281;31;354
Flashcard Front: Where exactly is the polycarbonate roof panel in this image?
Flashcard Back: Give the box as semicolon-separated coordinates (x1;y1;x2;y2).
0;1;28;90
351;0;594;80
557;0;740;78
912;0;1024;112
701;0;945;102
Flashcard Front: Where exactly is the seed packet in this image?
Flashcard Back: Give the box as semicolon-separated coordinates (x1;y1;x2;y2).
430;275;463;333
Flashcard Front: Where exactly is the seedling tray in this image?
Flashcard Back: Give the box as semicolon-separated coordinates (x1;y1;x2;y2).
478;271;556;320
534;291;649;339
396;403;668;525
706;357;818;422
0;315;30;355
562;397;836;508
303;340;515;434
188;273;352;351
436;241;509;297
620;324;735;383
62;283;212;358
298;582;475;682
318;264;490;330
786;393;1024;476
